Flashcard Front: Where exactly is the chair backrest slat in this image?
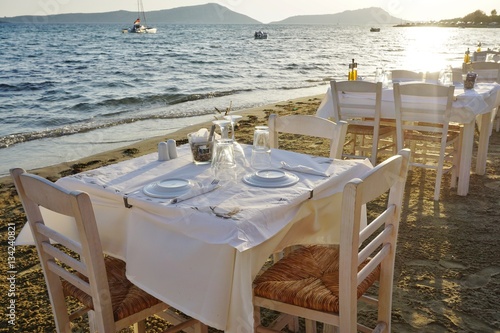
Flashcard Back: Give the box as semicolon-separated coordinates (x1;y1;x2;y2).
41;240;87;276
359;205;395;244
269;114;348;159
358;243;391;285
47;260;92;295
358;225;393;264
36;222;83;255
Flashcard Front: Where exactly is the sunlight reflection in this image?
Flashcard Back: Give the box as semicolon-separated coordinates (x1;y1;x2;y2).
399;28;454;72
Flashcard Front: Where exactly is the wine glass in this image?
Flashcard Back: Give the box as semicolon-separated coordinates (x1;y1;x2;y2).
224;115;243;141
212;119;230;139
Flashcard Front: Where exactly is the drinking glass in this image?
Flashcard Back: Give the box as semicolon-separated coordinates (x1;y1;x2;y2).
382;70;392;89
224;115;247;165
223;115;243;141
375;67;384;83
212;120;230;139
251;126;271;169
211;139;237;182
440;65;453;85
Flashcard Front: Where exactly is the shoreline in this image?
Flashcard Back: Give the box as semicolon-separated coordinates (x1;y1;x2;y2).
0;94;324;187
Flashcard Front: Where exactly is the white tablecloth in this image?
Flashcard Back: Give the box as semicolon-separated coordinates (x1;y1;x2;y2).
317;82;500;124
16;145;372;332
316;82;500;195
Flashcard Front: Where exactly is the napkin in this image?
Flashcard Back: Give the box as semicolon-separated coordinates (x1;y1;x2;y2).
280;161;329;177
170;183;221;204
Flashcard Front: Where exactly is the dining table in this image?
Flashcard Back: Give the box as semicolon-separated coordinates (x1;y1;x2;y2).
16;144;373;333
316;81;500;196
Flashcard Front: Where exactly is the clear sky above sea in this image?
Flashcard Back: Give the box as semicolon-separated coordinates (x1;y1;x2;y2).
1;0;498;23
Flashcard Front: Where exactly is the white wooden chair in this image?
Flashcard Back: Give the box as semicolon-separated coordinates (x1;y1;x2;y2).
393;82;461;201
424;71;441;83
463;61;500;83
390;69;423;83
468;62;500;133
268;114;348;160
472;50;500;62
253;149;411;333
330;80;396;165
10;168;207;333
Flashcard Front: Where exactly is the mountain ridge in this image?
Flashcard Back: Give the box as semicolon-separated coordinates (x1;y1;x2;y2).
1;3;404;25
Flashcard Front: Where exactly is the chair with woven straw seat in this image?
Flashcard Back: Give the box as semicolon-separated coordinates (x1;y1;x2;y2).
268;114;348;160
329;80;396;165
393;82;461;201
10;168;207;333
253;149;411;333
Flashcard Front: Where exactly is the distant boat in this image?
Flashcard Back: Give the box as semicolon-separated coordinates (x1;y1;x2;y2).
370;27;381;32
254;31;268;39
122;0;157;33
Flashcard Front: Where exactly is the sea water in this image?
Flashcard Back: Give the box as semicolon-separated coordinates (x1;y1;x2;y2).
0;23;497;176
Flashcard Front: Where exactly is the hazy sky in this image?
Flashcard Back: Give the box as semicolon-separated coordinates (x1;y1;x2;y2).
1;0;498;23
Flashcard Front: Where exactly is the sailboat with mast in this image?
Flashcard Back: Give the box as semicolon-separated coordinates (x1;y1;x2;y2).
122;0;157;33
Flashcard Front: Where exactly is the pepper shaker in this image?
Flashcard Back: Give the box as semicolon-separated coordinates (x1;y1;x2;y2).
167;139;177;159
158;142;170;161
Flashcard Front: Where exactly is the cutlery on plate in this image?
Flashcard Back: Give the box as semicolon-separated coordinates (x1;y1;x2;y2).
171;179;220;204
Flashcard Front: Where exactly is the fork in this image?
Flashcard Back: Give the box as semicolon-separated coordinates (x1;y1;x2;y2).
170;179;221;204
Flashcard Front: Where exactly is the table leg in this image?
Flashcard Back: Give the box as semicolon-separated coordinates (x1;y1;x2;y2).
457;121;475;196
475;112;491;175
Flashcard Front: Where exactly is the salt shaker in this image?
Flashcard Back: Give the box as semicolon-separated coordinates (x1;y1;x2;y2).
167;139;177;159
158;142;170;161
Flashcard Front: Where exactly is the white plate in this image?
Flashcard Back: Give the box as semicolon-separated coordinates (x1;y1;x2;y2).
254;169;287;182
142;178;193;198
243;171;299;188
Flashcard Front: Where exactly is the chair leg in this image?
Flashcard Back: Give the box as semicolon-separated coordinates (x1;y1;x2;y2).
323;323;339;333
194;321;208;333
304;319;317;333
134;319;146;333
88;311;97;333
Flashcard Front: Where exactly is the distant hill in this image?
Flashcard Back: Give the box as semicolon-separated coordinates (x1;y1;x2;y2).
0;3;261;24
0;4;404;26
271;7;404;25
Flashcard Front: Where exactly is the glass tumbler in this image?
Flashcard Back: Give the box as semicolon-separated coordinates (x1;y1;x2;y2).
251;126;271;169
211;139;236;182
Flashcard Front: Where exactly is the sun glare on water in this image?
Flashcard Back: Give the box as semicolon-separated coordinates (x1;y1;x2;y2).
399;27;455;73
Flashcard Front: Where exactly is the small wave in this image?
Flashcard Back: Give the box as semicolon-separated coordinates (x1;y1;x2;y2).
0;89;250;149
0;81;56;92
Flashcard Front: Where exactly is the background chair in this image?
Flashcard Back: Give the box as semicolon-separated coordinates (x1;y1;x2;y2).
472;50;500;62
463;61;500;83
393;83;461;201
330;80;396;165
468;62;500;134
424;71;441;83
390;69;424;83
253;149;411;333
268;114;348;159
10;168;206;333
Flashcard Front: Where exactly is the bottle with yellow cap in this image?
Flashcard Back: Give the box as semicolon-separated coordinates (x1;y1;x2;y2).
463;48;470;64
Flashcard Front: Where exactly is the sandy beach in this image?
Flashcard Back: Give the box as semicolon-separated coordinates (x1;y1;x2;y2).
1;94;499;332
